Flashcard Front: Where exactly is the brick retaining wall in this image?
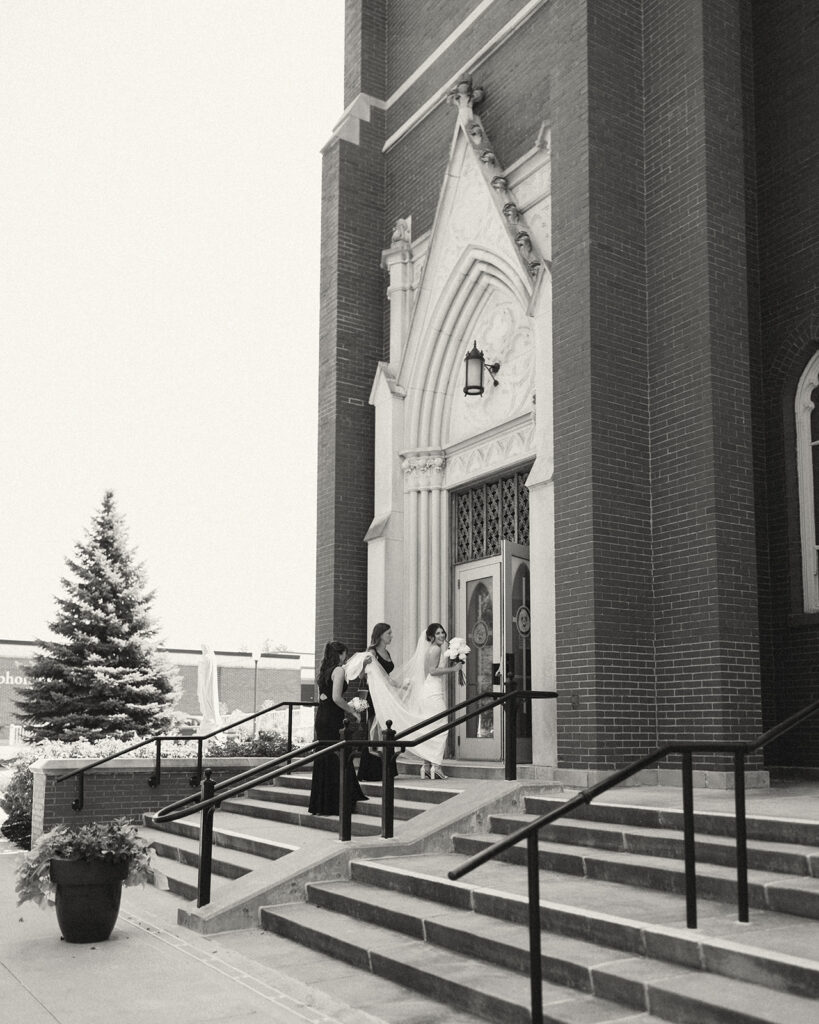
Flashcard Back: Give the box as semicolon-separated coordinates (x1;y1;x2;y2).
30;758;269;842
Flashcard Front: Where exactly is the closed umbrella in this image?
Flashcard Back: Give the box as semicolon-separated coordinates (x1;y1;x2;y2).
197;643;222;734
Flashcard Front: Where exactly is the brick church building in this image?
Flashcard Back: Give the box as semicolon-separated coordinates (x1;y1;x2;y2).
314;0;819;782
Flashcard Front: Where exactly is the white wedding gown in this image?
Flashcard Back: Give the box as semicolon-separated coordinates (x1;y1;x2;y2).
346;636;448;767
419;644;448;766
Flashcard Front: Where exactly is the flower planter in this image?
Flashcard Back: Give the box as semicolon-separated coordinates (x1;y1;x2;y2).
50;858;129;943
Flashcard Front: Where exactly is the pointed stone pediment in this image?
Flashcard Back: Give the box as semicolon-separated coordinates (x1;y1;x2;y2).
398;78;544;453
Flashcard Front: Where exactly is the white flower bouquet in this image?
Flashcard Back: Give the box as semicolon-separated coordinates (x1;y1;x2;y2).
446;637;471;663
347;696;369;716
446;637;470;687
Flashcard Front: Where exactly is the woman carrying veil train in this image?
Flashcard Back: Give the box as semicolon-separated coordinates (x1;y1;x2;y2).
346;622;465;780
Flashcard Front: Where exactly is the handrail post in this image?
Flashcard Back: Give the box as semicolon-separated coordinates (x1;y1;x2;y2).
148;738;162;788
338;721;352;842
197;768;216;908
504;691;518;781
734;750;749;923
527;832;543;1024
682;751;697;929
72;771;84;812
190;737;204;788
382;720;396;839
287;704;294;751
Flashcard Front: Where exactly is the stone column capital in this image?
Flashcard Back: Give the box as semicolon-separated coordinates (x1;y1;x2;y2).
400;451;446;491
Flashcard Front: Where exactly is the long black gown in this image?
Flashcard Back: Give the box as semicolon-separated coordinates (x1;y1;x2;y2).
308;672;368;815
357;649;399;782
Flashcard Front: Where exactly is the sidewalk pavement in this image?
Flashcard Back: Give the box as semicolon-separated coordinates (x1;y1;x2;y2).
2;814;417;1024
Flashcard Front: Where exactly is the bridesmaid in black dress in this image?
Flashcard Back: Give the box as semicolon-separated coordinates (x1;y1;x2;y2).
308;640;368;815
357;623;400;782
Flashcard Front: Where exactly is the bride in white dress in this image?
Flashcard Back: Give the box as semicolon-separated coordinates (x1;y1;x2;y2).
346;622;463;780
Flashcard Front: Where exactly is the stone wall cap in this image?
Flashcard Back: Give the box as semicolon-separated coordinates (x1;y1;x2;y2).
31;756;275;773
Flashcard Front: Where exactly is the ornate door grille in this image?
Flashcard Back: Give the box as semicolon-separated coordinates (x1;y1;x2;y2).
453;469;530;564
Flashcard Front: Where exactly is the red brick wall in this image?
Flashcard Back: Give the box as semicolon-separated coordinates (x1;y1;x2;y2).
31;759;266;841
754;0;819;767
552;0;658;771
315;2;387;665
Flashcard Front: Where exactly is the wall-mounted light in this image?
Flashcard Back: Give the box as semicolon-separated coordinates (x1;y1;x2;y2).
463;341;501;396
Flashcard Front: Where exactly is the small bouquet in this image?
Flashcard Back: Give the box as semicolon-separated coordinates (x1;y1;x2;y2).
446;637;471;662
446;637;470;686
347;696;369;717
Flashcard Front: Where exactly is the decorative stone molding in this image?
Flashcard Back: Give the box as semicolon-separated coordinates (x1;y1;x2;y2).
445;420;535;489
400;452;446;491
503;202;521;226
391;218;412;245
381;219;416;366
443;78;544;281
446;78;485;119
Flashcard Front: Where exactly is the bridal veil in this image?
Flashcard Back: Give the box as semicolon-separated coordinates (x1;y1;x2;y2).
345;632;441;762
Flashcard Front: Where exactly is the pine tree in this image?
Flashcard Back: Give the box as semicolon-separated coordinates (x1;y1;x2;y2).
16;491;180;741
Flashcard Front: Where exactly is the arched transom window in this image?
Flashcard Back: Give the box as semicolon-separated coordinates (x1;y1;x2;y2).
796;351;819;611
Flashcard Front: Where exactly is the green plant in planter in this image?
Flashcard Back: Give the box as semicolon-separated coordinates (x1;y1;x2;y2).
16;818;152;942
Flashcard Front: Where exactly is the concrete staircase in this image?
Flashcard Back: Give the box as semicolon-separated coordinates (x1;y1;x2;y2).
143;772;461;900
260;791;819;1024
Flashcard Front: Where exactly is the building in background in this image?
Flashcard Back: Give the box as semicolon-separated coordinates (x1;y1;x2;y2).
0;639;315;745
315;0;819;781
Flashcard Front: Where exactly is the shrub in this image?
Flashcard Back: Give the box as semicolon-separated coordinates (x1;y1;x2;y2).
0;749;38;848
205;730;289;758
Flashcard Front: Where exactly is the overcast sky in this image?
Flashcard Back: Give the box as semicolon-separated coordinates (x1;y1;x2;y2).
0;1;345;654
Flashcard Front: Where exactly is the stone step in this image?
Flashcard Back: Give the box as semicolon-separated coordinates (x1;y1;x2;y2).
145;846;236;902
305;877;633;990
490;813;819;876
144;814;297;861
260;900;667;1024
218;795;382;835
299;877;819;1021
262;894;819;1024
248;783;431;820
397;758;508;780
347;854;819;1000
526;796;819;847
451;831;819;920
140;824;274;880
269;771;463;805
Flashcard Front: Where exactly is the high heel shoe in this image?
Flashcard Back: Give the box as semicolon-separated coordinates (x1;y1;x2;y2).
429;765;447;780
419;764;430;779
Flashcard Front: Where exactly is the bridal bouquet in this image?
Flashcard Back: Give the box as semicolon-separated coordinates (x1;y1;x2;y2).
446;637;470;686
347;696;369;716
446;637;471;663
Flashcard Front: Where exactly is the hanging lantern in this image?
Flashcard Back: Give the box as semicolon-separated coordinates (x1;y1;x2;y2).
463;342;501;396
463;342;486;396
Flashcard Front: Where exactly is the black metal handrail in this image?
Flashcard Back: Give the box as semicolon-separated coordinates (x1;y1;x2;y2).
55;700;317;811
448;694;819;1024
151;685;558;906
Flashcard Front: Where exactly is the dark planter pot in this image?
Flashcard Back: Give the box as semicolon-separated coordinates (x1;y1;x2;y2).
50;858;129;943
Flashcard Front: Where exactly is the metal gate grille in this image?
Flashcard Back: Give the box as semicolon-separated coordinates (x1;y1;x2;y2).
453;468;530;563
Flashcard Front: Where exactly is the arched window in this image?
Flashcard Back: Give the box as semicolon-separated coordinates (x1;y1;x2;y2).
796;351;819;611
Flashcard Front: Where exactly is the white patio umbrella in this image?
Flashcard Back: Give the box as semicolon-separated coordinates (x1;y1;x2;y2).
197;643;222;734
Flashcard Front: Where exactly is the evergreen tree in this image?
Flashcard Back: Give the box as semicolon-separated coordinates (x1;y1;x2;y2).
16;491;180;741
